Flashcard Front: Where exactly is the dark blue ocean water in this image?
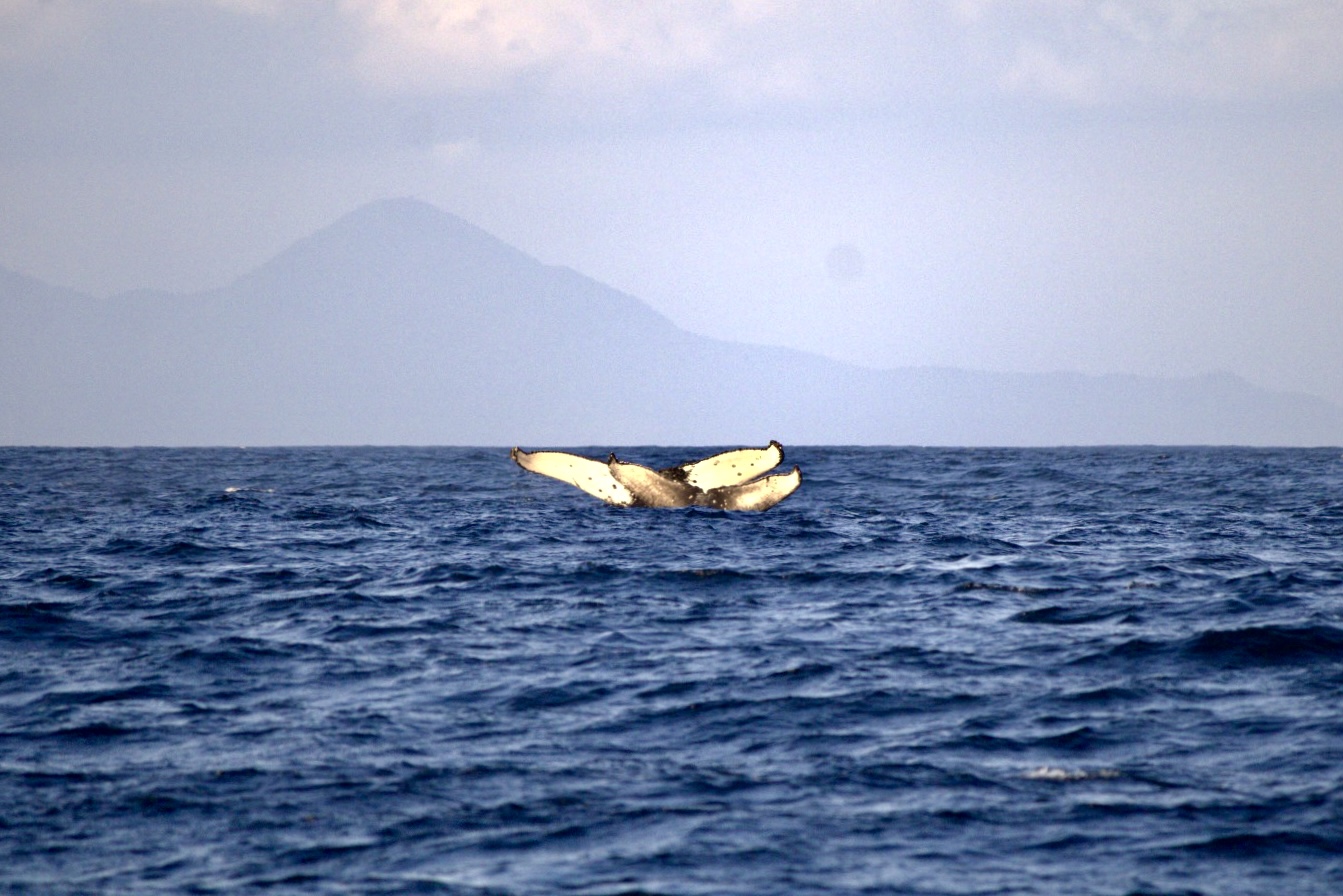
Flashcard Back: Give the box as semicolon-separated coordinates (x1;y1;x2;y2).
3;446;1343;895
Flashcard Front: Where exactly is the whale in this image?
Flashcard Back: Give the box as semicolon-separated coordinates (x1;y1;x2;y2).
510;441;801;511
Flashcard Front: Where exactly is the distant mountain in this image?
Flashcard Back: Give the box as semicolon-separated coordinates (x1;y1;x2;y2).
4;197;1342;446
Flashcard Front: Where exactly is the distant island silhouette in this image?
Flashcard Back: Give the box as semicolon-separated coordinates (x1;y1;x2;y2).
4;197;1342;446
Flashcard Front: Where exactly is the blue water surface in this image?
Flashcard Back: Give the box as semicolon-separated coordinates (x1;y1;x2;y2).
2;446;1343;895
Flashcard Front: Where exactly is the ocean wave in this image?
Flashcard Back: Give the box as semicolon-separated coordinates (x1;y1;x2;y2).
4;446;1343;894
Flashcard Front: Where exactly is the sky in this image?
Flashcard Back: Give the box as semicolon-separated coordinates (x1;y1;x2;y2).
3;1;1343;405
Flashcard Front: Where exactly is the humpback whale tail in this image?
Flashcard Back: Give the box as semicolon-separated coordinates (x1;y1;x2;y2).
704;465;802;512
510;446;636;506
511;442;801;511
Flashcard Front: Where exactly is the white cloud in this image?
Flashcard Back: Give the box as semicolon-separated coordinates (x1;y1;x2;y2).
341;0;750;93
333;0;1343;109
977;0;1343;102
1001;41;1100;104
431;137;479;164
6;1;1338;111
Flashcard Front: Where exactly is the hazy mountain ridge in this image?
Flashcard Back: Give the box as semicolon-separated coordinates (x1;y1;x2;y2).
4;197;1341;446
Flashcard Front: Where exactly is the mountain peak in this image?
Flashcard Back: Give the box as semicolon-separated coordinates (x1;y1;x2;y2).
229;197;539;295
310;196;535;264
327;196;480;238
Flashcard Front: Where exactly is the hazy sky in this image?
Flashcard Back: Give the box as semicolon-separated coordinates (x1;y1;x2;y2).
4;1;1343;404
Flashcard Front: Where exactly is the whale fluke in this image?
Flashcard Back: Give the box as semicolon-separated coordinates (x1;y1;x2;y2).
703;465;802;511
511;442;801;511
510;446;635;506
608;456;700;507
661;440;785;490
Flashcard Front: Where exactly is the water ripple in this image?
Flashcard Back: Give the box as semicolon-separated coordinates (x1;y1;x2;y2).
2;446;1343;894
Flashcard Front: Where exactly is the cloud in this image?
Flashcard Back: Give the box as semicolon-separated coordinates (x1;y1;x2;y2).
2;0;1341;173
5;1;1340;141
336;0;1343;110
341;0;789;96
1001;41;1100;104
1064;0;1343;102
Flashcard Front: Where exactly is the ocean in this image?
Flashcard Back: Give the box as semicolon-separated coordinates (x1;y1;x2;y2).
2;446;1342;895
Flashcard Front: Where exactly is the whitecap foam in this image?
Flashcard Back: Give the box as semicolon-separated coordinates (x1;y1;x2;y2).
1025;766;1120;781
